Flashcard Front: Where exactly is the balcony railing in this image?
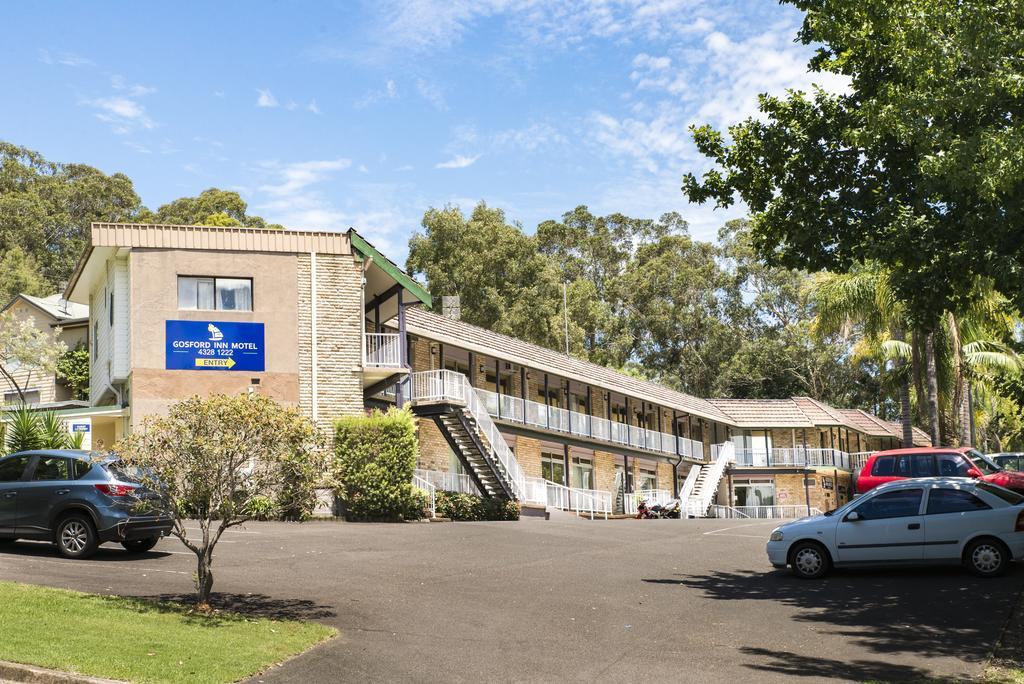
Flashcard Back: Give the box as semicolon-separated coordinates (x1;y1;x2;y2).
365;333;402;368
476;388;705;461
414;468;480;496
733;447;852;470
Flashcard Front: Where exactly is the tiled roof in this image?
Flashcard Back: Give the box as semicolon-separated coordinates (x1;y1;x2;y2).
405;307;734;424
792;396;847;426
836;408;892;436
706;399;814;428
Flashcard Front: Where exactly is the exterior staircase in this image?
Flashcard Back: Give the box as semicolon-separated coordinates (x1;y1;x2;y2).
408;370;526;502
685;442;734;517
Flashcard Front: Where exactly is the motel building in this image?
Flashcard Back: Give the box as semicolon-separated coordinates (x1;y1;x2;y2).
37;222;931;520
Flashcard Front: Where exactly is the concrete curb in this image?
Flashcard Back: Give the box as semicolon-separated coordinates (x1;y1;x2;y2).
0;661;123;684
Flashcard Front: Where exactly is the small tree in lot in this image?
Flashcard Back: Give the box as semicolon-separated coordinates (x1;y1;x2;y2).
115;394;327;611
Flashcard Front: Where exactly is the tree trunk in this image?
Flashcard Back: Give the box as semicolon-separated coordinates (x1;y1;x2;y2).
947;312;971;447
195;549;214;611
912;329;926;425
893;329;914;448
957;377;972;446
925;332;941;446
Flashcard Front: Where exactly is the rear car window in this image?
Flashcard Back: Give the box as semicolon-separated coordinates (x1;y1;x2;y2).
0;455;31;482
976;482;1024;505
926;488;991;514
72;459;93;480
105;462;146;484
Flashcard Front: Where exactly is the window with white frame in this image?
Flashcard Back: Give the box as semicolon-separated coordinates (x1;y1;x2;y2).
570;455;594;490
638;466;658;491
540;452;565;485
177;276;252;311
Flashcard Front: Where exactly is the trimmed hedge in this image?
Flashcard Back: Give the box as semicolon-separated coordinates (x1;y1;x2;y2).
335;408;426;521
435;490;520;521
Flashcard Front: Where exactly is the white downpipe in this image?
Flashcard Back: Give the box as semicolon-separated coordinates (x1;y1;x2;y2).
311;251;318;422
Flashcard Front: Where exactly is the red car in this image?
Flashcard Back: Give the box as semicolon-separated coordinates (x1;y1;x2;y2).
856;447;1024;495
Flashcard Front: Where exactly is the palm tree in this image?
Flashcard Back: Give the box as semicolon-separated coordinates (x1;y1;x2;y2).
807;265;1021;446
806;265;916;446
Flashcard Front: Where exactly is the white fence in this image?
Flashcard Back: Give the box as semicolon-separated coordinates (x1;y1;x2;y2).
544;479;612;519
476;388;704;461
623;489;674;515
365;333;402;367
413;468;480;495
706;504;823;519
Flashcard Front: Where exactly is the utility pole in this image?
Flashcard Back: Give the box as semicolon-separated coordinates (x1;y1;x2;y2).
562;281;570;356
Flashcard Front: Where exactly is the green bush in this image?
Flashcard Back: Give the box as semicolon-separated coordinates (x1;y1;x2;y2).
334;407;424;521
434;490;520;521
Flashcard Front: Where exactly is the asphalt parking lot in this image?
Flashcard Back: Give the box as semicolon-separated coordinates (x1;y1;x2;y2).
1;515;1021;683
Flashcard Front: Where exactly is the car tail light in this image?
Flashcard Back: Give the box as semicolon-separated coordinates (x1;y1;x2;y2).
95;483;137;497
1016;509;1024;532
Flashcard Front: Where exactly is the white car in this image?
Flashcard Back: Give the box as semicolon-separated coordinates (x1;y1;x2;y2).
766;478;1024;579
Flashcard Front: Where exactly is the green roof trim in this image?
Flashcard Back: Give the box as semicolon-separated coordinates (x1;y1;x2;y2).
348;230;432;307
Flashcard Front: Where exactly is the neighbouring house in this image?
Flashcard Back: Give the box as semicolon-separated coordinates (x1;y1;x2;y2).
60;222;930;519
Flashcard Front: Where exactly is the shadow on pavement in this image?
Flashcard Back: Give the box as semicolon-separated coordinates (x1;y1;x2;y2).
643;565;1024;680
0;540;174;561
140;591;337;621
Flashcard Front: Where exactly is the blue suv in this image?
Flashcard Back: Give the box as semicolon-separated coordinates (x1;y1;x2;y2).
0;450;173;559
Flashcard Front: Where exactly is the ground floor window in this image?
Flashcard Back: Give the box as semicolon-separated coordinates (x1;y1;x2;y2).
638;466;657;491
541;452;565;485
614;464;633;492
570;456;593;490
734;479;775;507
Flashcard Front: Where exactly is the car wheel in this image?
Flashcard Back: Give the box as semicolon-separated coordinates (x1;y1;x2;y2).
55;514;98;559
121;537;159;554
965;537;1009;577
790;541;831;579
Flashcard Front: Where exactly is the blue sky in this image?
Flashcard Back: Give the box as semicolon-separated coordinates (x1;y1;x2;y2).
4;1;844;262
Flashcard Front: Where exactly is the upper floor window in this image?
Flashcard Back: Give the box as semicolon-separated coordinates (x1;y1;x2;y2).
177;276;252;311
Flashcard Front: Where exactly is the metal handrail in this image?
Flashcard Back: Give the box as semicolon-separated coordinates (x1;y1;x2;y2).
411;473;436;518
409;370;526;500
413;468;480;495
544;479;611;519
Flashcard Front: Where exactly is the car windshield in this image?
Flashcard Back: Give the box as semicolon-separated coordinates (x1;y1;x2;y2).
966;450;1002;475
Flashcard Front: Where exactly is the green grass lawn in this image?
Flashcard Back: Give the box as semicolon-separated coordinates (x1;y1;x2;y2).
0;581;336;683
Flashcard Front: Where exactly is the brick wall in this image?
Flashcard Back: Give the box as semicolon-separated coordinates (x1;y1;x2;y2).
417;418;450;470
515;435;543;478
297;253;365;431
657;461;675;492
594;450;618;492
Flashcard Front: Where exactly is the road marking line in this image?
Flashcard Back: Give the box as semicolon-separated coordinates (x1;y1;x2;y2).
11;557;189;575
702;521;777;536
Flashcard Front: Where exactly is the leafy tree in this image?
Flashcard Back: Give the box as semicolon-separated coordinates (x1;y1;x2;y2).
0;312;67;403
38;411;70;449
406;203;564;349
682;0;1024;330
0;142;143;293
115;394;327;610
56;346;90;401
0;247;50;307
140;188;281;229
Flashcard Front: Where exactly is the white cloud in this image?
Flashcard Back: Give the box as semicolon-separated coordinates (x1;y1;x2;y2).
212;90;226;98
435;154;480;169
308;99;322;114
286;100;299;111
492;122;567;152
256;89;279;108
87;96;156;134
395;164;415;172
355;79;399;108
38;49;93;67
415;78;447;111
110;75;156;97
259;159;353;196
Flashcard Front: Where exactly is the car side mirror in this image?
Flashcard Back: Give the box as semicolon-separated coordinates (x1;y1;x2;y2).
967;467;982;478
845;511;861;522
